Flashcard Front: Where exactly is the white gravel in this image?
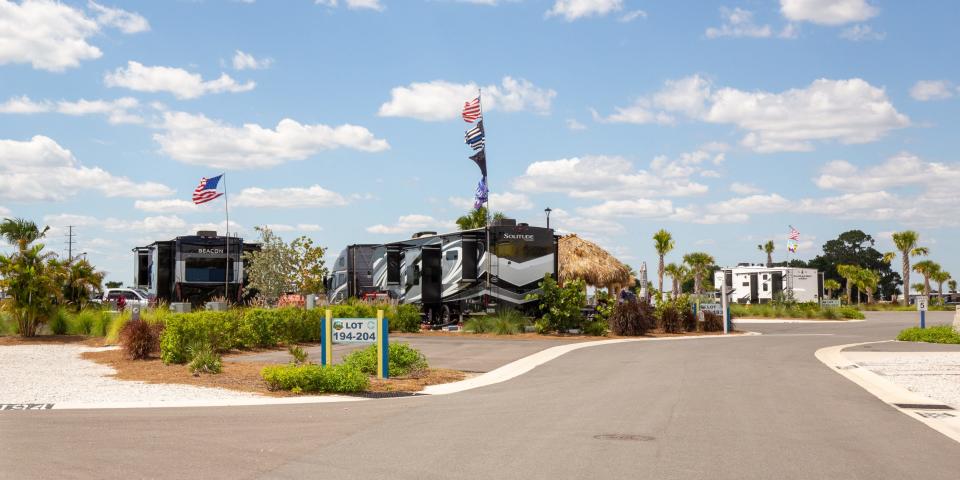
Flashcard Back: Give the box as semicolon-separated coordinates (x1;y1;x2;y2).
855;353;960;410
0;344;260;406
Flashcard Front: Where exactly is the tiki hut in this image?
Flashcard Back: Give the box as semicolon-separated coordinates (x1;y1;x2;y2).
558;234;632;292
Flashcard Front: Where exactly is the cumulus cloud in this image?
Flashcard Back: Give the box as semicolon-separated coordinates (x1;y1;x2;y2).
366;214;452;235
546;0;623;21
730;182;763;195
105;61;256;99
513;154;709;200
232;185;350;208
315;0;385;11
601;75;909;152
839;24;884;41
266;224;323;233
780;0;878;26
705;7;772;39
576;199;674;218
0;135;173;201
0;0;147;72
232;50;273;70
814;152;960;193
0;95;143;124
378;77;556;121
910;80;955;101
134;199;198;213
153;111;389;169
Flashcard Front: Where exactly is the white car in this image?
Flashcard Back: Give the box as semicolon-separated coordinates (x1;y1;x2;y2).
101;288;153;308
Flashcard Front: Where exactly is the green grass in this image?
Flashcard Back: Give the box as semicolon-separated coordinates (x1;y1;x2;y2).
897;325;960;344
730;303;864;320
465;309;529;335
859;303;954;312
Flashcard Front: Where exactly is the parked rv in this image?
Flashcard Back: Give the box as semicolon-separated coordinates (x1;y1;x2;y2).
714;264;821;304
326;244;379;304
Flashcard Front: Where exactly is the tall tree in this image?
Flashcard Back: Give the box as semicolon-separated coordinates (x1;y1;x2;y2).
0;218;50;253
63;259;105;310
809;230;900;301
757;240;775;267
663;262;687;297
949;279;958;294
652;229;674;298
455;207;505;231
912;260;940;297
243;227;295;304
290;236;328;295
0;243;66;336
823;279;841;299
931;270;951;305
888;231;929;306
854;268;880;305
682;252;715;295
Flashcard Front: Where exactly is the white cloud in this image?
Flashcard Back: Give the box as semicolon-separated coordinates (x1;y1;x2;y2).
232;50;273;70
449;192;533;211
154;111;389;169
87;1;149;34
839;24;884;41
104;61;256;99
0;135;173;201
378;77;556;121
266;224;323;232
566;118;587;131
669;207;749;225
316;0;385;11
705;7;772;39
814;152;960;193
730;182;763;195
603;75;908;152
618;10;646;22
546;0;623;21
513;155;708;200
232;185;350;208
56;97;142;124
709;193;792;215
0;95;52;114
910;80;955;101
44;213;188;236
576;199;674;218
780;0;878;26
134;199;198;213
366;214;452;235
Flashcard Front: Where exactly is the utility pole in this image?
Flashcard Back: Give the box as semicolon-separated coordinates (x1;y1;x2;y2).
65;225;76;262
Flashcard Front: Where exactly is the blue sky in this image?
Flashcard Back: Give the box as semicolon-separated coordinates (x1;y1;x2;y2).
1;0;958;289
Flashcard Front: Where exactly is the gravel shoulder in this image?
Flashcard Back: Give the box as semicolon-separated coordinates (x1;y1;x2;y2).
842;350;960;409
0;345;260;406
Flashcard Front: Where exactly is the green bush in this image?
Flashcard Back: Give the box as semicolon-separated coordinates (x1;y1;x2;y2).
68;309;98;335
288;345;309;365
464;316;492;334
48;308;69;335
527;274;585;333
187;341;222;374
582;320;608;336
897;326;960;344
160;310;245;364
261;364;369;393
837;307;865;319
609;300;655;336
343;343;428;377
730;303;864;320
492;317;518;335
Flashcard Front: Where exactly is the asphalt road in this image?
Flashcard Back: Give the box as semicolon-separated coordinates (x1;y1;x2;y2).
2;312;959;479
229;335;591;372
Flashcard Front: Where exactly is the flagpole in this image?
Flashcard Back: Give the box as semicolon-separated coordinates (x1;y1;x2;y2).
478;88;493;312
223;172;230;302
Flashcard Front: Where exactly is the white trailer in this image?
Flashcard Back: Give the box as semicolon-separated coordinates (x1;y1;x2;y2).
714;265;821;304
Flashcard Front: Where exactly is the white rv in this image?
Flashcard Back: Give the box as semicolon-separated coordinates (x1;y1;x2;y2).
714;264;821;304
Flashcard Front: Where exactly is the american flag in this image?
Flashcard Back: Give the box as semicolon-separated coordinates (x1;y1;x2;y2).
788;225;800;241
193;175;224;205
462;96;481;123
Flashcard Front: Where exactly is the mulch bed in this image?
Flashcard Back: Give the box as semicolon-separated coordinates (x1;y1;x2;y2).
80;349;466;397
0;335;107;347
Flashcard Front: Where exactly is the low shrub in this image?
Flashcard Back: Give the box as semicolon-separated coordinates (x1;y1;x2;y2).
119;319;163;360
288;345;309;365
608;300;655;336
187;341;222;374
464;316;492;334
492;317;518;335
261;364;369;393
534;318;550;334
68;309;99;335
838;307;865;319
582;320;608;336
343;343;428;377
702;311;724;332
48;308;69;335
657;305;683;334
897;325;960;344
730;303;865;320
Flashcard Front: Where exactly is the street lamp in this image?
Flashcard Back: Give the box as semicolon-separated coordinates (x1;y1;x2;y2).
544;207;552;229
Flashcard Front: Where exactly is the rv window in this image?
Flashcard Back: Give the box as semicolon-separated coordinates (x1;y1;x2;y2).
742;282;749;286
446;251;458;261
763;284;769;292
185;258;233;282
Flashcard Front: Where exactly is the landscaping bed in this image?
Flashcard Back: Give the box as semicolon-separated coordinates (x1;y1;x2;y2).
730;303;864;320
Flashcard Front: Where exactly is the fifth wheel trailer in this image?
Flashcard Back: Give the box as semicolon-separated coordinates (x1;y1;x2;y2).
713;265;821;304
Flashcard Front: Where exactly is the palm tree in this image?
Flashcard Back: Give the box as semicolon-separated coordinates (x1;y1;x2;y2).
889;231;929;306
652;229;674;298
663;262;688;297
930;270;951;305
0;243;65;336
0;218;50;252
455;207;505;231
63;259;105;310
949;279;958;294
855;269;880;305
836;264;859;304
823;279;841;299
682;252;715;295
757;240;775;267
912;260;940;297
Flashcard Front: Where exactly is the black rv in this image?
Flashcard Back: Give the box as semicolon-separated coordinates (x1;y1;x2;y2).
326;244;379;304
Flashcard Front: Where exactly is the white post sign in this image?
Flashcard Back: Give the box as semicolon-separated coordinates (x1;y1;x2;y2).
331;318;378;344
916;296;928;312
700;303;724;316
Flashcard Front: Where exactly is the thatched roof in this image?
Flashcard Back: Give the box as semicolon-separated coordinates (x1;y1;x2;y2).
558;234;631;288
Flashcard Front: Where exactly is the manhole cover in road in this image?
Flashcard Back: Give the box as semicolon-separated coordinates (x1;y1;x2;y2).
593;434;655;442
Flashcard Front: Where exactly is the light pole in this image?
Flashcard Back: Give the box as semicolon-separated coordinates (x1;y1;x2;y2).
544;207;552;229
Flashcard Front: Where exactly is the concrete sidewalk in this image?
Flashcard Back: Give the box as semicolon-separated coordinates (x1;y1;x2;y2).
841;341;960;410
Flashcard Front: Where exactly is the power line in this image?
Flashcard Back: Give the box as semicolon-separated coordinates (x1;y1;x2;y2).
65;225;75;262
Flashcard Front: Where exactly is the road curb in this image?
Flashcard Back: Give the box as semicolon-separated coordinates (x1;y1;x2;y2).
815;341;960;445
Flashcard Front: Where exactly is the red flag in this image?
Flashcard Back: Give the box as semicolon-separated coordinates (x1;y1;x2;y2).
462;97;481;123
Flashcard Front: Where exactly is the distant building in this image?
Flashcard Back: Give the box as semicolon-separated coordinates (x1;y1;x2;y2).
714;264;821;304
133;231;259;305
